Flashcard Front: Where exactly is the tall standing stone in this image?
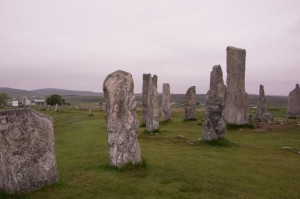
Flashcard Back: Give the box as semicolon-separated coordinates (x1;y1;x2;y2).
287;84;300;118
161;83;171;122
146;75;159;132
103;70;142;168
55;103;58;112
185;86;197;120
202;65;227;141
0;109;57;193
142;74;151;126
253;85;273;122
224;46;249;124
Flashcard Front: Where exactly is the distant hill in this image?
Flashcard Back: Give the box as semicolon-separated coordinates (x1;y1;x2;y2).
0;87;288;106
31;88;102;97
0;87;41;99
0;87;102;100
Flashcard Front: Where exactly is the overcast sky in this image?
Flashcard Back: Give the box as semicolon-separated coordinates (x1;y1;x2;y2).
1;0;299;95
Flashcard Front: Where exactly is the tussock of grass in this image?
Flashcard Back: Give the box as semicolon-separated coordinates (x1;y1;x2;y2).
227;123;254;130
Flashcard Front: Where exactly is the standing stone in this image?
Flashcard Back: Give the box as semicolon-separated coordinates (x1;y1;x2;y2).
146;75;159;132
142;74;151;126
88;106;94;116
22;96;31;106
185;86;197;120
54;103;58;112
161;83;171;122
0;109;57;193
103;70;142;168
46;105;50;111
202;65;227;141
253;85;273;122
224;46;249;124
287;84;300;118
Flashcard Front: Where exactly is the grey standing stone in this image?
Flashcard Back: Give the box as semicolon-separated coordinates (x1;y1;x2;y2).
287;84;300;118
54;103;58;112
202;65;227;141
161;83;171;122
185;86;197;120
146;75;159;132
142;74;151;126
0;109;57;193
88;106;94;116
253;85;273;122
103;70;142;168
224;46;249;124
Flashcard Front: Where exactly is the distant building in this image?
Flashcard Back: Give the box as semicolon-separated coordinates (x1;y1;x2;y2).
12;101;19;107
32;99;45;106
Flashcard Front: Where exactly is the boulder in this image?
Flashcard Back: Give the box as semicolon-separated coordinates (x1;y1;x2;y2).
0;109;57;193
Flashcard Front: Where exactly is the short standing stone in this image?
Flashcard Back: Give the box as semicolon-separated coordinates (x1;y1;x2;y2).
146;75;159;132
287;84;300;118
202;65;227;141
142;74;151;126
54;103;58;112
185;86;197;120
224;46;249;124
0;109;57;193
88;106;94;116
103;70;142;167
161;83;171;122
253;85;273;122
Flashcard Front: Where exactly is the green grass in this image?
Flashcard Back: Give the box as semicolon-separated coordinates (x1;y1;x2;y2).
1;108;300;198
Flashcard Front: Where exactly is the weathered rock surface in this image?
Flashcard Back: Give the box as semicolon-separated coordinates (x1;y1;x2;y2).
103;70;142;167
142;74;151;126
146;75;159;131
202;65;227;141
287;84;300;118
224;46;249;124
0;109;57;193
185;86;197;120
253;85;273;122
161;83;171;122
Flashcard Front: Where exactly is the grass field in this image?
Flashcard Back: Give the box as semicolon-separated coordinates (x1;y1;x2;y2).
1;108;300;199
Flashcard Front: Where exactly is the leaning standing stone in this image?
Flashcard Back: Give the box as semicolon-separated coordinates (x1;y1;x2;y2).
287;84;300;118
185;86;197;120
202;65;227;141
146;75;160;132
224;46;249;124
0;109;57;193
103;70;142;168
161;83;171;122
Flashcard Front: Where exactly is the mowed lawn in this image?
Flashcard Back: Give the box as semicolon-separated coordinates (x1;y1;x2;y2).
1;108;300;199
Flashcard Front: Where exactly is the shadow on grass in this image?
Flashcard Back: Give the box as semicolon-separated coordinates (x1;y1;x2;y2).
183;118;197;122
143;129;160;134
100;157;148;173
199;138;238;148
160;119;172;125
227;123;254;130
